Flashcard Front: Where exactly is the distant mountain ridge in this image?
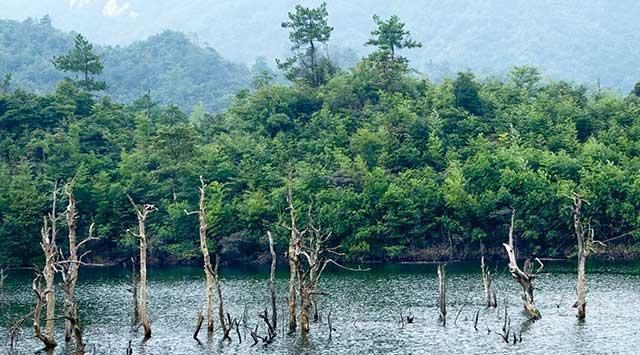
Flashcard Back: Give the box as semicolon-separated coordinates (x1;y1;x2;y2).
2;0;639;91
0;17;251;112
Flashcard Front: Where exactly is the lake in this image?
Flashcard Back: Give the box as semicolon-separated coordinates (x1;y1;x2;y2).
1;260;639;354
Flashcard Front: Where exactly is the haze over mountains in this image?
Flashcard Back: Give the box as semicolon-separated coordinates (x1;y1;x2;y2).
2;0;639;97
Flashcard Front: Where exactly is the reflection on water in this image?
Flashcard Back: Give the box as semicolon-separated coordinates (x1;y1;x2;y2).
1;260;639;354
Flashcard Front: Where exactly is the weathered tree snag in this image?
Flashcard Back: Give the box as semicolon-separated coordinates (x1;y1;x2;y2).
213;254;234;341
480;256;493;308
571;193;604;320
503;209;541;320
127;195;157;340
36;183;60;349
438;263;446;326
503;243;541;319
281;173;368;336
33;271;56;349
285;172;299;334
185;176;215;334
267;231;277;333
56;181;98;352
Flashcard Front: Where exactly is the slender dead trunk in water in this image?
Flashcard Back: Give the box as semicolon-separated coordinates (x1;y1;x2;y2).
267;231;277;332
438;263;446;326
571;193;602;320
285;172;299;334
214;254;233;341
127;196;157;340
481;256;493;308
185;176;215;334
130;258;139;328
55;182;99;353
36;183;60;349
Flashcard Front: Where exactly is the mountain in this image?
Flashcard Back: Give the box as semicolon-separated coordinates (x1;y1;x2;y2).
0;17;251;112
1;0;639;91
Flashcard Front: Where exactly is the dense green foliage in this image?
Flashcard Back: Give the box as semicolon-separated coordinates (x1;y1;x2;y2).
0;18;251;112
2;9;640;267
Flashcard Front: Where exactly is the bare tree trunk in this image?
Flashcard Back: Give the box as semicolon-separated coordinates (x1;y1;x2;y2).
481;256;492;308
503;209;541;320
213;254;233;341
138;220;151;339
576;248;586;320
286;173;298;334
572;194;590;320
186;177;215;334
438;263;446;326
37;183;59;349
57;182;98;353
267;231;277;331
130;258;139;328
127;196;157;340
503;243;540;319
33;273;56;349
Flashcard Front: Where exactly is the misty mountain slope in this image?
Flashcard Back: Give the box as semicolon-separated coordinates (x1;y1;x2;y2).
2;0;639;90
0;18;251;112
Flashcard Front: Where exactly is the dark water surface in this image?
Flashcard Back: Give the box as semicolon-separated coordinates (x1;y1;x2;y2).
1;260;639;354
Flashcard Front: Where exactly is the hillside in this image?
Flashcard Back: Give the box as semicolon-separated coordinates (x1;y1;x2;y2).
2;0;639;91
0;17;251;112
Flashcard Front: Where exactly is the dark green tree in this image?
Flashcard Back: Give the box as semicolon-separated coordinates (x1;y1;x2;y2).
632;82;640;97
364;15;421;89
52;34;106;92
453;71;483;116
277;2;336;87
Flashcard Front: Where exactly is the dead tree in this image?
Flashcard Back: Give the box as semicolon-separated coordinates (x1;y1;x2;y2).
213;254;234;341
284;172;299;334
33;270;57;349
480;256;493;308
571;193;604;320
265;231;278;336
185;176;216;335
127;195;157;340
35;183;61;349
297;210;366;334
438;263;446;326
55;181;98;350
503;209;542;320
282;174;367;335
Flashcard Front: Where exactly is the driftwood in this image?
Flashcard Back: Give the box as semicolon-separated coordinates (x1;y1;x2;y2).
127;195;157;340
185;176;216;335
438;263;446;326
503;209;541;320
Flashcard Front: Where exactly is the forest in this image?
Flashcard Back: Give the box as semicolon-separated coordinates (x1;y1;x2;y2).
2;5;640;269
2;2;640;354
